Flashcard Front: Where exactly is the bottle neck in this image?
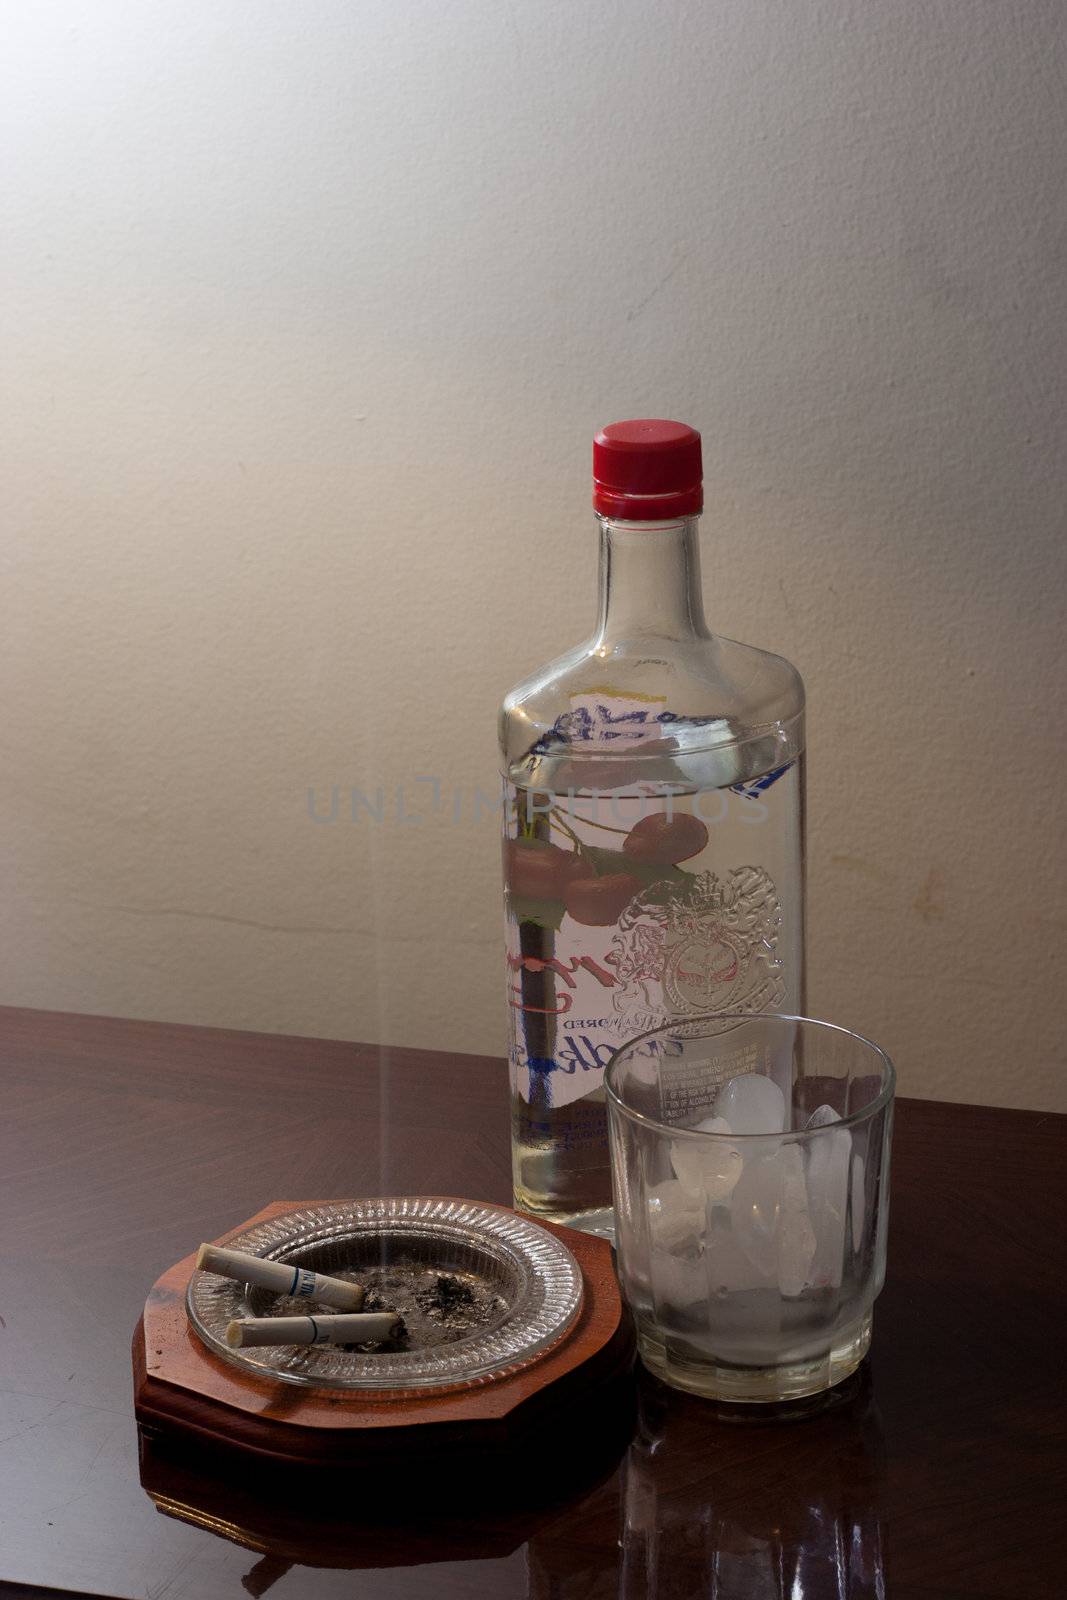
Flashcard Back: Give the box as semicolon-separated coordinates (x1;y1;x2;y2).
593;515;709;645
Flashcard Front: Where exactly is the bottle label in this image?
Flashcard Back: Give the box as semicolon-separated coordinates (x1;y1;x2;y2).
503;776;790;1110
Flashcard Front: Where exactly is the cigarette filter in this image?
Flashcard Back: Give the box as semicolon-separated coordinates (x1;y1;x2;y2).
196;1243;365;1311
225;1312;400;1349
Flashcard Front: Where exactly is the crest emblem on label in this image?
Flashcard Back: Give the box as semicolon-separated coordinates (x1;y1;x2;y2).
609;867;784;1034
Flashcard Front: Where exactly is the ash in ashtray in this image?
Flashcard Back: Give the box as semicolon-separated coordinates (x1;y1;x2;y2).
357;1261;507;1351
267;1258;508;1352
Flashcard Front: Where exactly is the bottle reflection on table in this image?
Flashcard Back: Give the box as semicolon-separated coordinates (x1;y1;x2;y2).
528;1366;886;1600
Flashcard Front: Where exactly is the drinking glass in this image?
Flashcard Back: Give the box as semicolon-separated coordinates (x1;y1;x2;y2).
606;1014;894;1402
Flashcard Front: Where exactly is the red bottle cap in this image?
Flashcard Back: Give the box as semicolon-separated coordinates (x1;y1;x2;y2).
592;419;703;520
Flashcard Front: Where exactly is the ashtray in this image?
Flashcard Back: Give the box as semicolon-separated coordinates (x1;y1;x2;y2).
133;1197;634;1477
185;1197;584;1391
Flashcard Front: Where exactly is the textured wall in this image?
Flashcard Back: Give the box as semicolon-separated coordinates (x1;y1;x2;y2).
3;1;1064;1108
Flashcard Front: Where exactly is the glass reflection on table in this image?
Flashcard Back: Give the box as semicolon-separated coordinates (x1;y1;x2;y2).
530;1367;886;1599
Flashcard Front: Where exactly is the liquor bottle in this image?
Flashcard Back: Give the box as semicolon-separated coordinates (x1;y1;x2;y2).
500;420;805;1234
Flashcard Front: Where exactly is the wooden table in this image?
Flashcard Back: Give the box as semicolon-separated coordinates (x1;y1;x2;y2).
0;1006;1063;1600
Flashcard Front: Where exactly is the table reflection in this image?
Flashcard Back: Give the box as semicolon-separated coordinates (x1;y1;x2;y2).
530;1367;886;1599
140;1360;883;1597
137;1366;635;1586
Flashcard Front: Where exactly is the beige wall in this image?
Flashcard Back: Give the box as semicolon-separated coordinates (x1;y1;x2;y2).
4;2;1064;1110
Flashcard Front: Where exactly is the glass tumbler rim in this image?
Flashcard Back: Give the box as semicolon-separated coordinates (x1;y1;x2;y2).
604;1012;895;1141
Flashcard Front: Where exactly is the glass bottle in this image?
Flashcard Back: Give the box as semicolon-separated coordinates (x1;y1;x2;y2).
500;420;805;1234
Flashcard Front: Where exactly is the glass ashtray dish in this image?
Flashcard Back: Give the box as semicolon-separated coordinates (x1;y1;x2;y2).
186;1198;584;1392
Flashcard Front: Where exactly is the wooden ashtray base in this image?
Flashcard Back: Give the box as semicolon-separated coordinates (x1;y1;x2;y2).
133;1199;635;1475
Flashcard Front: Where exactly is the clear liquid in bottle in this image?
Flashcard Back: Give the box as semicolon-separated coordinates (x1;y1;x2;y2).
500;421;805;1234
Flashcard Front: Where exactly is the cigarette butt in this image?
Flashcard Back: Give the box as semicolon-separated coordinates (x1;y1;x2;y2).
225;1312;400;1349
196;1243;364;1311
